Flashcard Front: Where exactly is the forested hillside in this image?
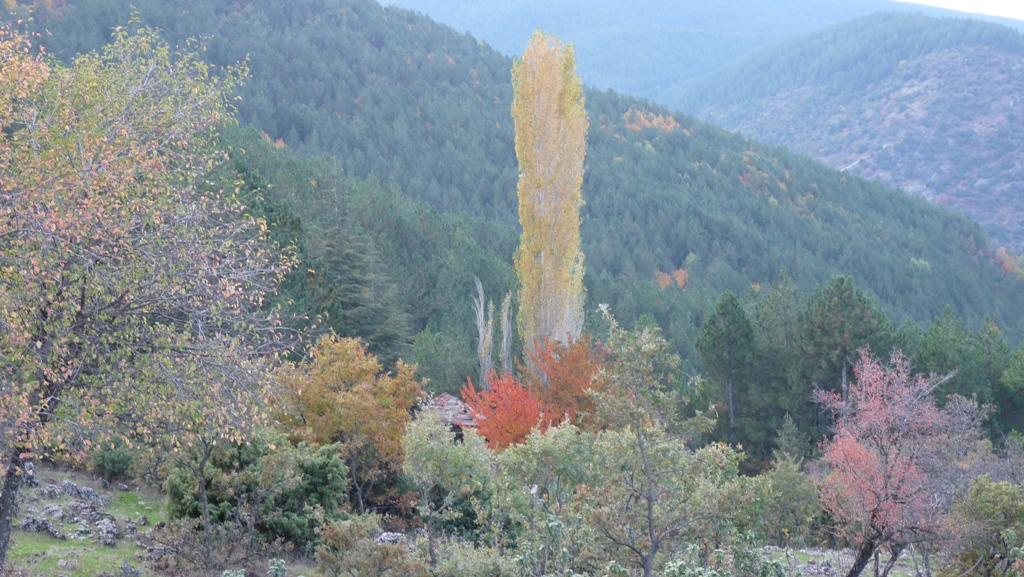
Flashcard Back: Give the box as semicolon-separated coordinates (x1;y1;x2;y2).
685;13;1024;252
11;0;1024;386
381;0;1024;108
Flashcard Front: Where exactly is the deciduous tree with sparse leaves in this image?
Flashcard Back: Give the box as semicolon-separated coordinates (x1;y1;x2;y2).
817;349;954;577
0;26;289;568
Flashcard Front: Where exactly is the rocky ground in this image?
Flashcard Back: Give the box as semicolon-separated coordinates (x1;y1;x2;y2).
3;467;163;577
4;466;318;577
19;479;151;548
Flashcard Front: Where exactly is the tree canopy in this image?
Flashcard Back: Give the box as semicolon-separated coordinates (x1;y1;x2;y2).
0;25;288;567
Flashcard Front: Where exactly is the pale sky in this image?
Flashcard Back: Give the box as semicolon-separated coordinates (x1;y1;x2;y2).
896;0;1024;22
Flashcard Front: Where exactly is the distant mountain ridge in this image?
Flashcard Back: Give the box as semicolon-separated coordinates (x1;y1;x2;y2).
683;13;1024;252
381;0;1024;109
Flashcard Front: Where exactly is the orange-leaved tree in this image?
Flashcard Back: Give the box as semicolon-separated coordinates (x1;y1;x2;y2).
0;26;287;568
512;31;588;358
526;334;604;426
272;335;423;514
462;372;544;450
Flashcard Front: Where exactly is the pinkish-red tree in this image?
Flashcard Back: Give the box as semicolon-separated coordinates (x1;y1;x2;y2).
817;349;954;577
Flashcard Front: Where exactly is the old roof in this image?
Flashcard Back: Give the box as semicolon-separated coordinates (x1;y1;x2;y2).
428;393;479;428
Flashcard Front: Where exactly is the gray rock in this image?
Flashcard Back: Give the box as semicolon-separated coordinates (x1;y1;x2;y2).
67;500;104;523
61;480;81;498
376;531;404;544
20;516;65;540
80;485;110;507
115;559;141;577
68;522;93;540
22;462;39;488
40;484;63;500
95;518;120;546
41;503;65;520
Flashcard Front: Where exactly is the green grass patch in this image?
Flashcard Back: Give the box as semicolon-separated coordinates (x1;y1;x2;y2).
107;490;166;526
6;531;150;576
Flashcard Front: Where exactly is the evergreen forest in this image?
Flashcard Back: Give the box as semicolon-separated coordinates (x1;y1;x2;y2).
686;13;1024;251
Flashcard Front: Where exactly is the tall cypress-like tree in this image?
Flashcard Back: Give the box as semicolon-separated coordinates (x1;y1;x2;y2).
512;31;588;353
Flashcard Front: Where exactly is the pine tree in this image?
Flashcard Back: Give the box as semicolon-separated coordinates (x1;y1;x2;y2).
697;291;755;440
512;31;588;354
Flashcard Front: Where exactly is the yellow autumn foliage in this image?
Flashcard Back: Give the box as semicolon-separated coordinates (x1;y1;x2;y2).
512;31;588;352
272;335;424;513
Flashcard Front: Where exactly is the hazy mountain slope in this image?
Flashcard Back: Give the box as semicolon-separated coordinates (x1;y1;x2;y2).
684;13;1024;252
381;0;1024;109
12;0;1024;362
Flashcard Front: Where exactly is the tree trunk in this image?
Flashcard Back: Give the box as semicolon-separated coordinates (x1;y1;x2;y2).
197;447;213;569
728;379;735;440
424;488;437;567
0;449;25;572
879;546;903;577
351;462;366;515
643;553;657;577
842;363;849;401
847;540;877;577
635;424;660;577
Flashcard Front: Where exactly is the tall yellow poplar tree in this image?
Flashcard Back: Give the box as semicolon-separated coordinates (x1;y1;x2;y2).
512;31;588;354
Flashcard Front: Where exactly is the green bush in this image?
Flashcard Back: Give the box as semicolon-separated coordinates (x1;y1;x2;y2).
663;543;785;577
316;514;429;577
93;441;134;480
941;475;1024;577
268;558;286;577
432;539;519;577
164;428;350;551
761;454;825;548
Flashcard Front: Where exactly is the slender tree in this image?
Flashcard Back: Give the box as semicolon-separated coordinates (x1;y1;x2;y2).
472;277;495;389
512;31;588;355
402;411;491;566
500;291;514;376
801;276;891;400
585;306;743;577
1000;342;1024;432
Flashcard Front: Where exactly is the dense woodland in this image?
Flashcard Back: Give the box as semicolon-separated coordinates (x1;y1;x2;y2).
1;1;1023;576
687;13;1024;251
